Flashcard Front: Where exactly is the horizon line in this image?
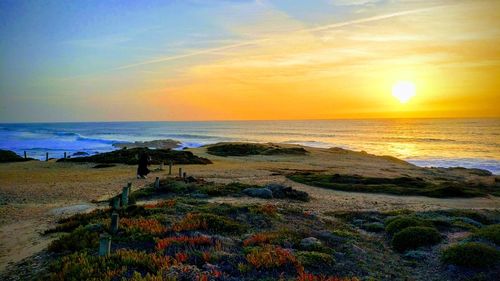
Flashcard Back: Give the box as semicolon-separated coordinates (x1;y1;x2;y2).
1;116;499;125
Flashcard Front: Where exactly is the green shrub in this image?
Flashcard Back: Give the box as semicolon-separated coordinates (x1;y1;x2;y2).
441;242;500;268
57;147;211;165
198;182;256;196
363;222;385;232
48;226;99;253
297;251;335;269
385;217;430;235
474;224;500;245
206;143;307;156
391;226;442;252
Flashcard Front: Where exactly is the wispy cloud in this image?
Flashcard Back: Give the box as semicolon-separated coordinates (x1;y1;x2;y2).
113;5;445;70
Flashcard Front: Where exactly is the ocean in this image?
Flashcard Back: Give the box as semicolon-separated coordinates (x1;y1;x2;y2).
0;119;499;174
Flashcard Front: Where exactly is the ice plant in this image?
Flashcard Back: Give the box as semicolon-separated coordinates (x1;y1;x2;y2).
246;245;300;270
175;252;189;263
297;273;360;281
243;232;278;246
172;213;209;232
156;235;213;251
121;218;167;235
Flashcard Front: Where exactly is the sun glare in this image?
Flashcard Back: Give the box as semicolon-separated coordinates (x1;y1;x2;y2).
392;81;416;104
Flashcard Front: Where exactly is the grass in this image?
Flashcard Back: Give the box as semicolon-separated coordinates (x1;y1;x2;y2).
58;147;212;165
206;143;308;157
287;173;499;198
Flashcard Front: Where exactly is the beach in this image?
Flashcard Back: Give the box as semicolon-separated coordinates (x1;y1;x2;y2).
1;144;499;276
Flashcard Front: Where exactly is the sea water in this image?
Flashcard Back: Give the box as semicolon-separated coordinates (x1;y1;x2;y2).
0;119;498;174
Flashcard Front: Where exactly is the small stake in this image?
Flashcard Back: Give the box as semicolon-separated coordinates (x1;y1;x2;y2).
45;152;49;161
168;161;172;175
178;167;182;178
112;196;120;210
183;172;187;180
64;152;67;159
121;186;129;207
127;182;132;194
154;177;160;189
24;151;27;159
98;234;111;256
110;212;119;234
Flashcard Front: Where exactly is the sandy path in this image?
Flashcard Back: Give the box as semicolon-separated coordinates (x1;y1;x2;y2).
0;146;498;275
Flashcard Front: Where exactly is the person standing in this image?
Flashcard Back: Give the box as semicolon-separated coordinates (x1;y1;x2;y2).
137;152;150;179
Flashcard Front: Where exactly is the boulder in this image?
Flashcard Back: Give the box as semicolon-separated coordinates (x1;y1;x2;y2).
242;188;273;199
300;237;322;249
264;183;310;201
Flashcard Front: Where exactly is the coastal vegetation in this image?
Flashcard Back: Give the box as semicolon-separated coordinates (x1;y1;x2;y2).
287;173;500;198
57;147;212;165
206;143;308;157
0;149;33;163
28;177;500;281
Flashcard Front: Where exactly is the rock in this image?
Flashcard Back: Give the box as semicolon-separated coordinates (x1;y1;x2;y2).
300;237;322;249
403;250;429;260
191;193;209;199
264;183;309;201
185;176;197;183
242;188;273;199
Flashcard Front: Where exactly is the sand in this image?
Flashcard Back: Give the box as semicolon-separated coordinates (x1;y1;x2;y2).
0;145;499;274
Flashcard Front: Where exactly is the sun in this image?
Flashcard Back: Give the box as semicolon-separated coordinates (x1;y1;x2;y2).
392;81;416;103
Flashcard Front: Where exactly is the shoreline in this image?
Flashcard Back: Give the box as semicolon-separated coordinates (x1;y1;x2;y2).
5;141;500;175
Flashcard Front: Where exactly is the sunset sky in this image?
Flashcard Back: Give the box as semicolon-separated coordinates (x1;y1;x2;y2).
1;0;499;122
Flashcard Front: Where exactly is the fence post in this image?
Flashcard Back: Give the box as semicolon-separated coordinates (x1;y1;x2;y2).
46;152;49;161
154;177;160;189
64;152;67;159
169;161;172;175
112;196;121;210
110;212;119;234
98;233;111;256
183;172;187;181
121;186;129;207
178;167;182;178
127;182;132;194
24;151;27;159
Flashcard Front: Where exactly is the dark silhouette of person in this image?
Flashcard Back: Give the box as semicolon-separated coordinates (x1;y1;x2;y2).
137;152;150;179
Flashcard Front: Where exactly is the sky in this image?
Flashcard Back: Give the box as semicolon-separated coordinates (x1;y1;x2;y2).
0;0;499;122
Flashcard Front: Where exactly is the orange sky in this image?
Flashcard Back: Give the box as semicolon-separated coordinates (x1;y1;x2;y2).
1;0;499;122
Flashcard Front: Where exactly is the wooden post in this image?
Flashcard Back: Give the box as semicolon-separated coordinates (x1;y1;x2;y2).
168;161;172;175
112;196;120;210
183;172;187;180
127;182;132;194
24;151;27;159
160;162;164;171
45;152;49;161
64;152;67;159
154;177;160;189
178;167;182;178
98;234;111;256
110;212;119;234
121;186;129;207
